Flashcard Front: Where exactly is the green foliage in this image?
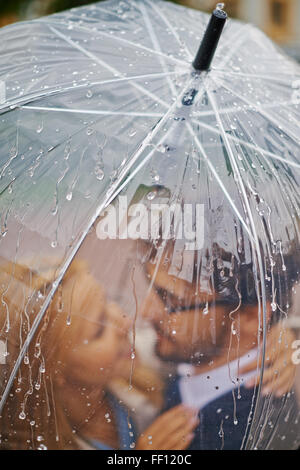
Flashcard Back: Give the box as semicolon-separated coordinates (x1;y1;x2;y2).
47;0;104;14
0;0;28;15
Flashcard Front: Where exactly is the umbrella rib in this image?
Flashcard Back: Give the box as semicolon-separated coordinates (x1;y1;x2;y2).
143;0;193;61
105;124;176;208
192;118;300;169
191;97;300;118
214;69;300;86
48;25;170;109
137;1;177;97
205;87;268;448
0;71;182;114
212;75;300;144
38;19;189;67
216;24;252;70
19;105;164;118
0;76;196;416
185;121;254;241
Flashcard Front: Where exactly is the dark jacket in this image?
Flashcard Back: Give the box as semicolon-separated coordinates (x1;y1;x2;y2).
164;375;258;450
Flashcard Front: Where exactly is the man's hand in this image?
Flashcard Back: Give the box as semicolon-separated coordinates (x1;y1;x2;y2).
241;322;297;397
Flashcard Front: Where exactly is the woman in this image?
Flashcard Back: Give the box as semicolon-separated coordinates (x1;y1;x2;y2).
0;257;199;450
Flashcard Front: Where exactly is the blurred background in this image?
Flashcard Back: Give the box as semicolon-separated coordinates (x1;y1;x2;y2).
0;0;299;61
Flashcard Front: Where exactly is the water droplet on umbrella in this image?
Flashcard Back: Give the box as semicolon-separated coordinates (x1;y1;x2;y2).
147;191;156;201
37;444;47;450
37;436;44;442
51;241;57;248
231;323;237;335
157;144;168;153
271;302;277;312
66;192;73;201
36;123;43;134
10;146;17;158
203;302;209;315
95;166;105;181
19;411;26;420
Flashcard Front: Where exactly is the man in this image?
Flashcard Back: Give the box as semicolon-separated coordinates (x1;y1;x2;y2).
140;240;299;450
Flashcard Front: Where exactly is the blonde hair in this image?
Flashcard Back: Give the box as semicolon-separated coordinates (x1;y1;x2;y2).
0;257;164;450
0;257;104;449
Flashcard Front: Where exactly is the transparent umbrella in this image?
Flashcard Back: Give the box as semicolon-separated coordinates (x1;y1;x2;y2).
0;0;299;451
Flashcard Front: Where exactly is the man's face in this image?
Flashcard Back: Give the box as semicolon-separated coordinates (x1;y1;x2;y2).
142;260;232;365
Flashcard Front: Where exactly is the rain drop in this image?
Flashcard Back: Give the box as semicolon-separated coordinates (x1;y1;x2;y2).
95;166;105;181
203;302;209;315
129;129;137;138
19;411;26;420
147;191;156;201
36;123;43;134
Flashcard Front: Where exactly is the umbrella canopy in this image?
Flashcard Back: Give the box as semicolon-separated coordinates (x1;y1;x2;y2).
0;0;299;450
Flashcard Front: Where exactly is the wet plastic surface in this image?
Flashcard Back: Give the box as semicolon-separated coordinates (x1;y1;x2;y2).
0;0;299;450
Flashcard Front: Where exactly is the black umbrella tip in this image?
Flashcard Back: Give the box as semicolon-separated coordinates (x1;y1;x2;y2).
213;7;227;19
192;4;228;72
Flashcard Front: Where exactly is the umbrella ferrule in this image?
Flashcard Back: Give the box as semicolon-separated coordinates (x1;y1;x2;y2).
193;7;227;72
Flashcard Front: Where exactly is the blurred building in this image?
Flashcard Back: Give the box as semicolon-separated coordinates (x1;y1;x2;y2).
182;0;300;58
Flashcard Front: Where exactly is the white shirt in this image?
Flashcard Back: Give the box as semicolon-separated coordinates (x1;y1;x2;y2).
178;348;258;411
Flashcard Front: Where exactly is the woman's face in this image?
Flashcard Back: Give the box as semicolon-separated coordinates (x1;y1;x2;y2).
60;264;132;386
